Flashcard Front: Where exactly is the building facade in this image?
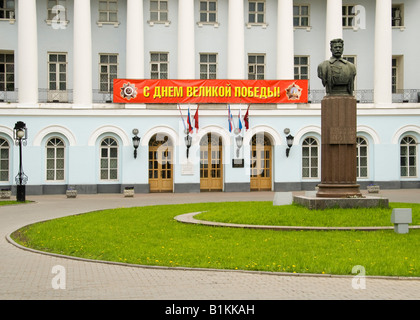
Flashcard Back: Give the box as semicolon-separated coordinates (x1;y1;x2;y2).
0;0;419;195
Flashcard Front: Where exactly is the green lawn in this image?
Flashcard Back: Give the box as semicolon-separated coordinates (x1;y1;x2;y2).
0;200;30;206
11;202;419;277
196;202;420;227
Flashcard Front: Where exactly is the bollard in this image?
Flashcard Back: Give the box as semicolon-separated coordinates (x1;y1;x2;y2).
273;192;293;206
391;208;412;234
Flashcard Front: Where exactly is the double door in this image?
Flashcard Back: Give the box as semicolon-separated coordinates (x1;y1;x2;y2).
250;135;272;191
149;141;173;193
200;134;223;191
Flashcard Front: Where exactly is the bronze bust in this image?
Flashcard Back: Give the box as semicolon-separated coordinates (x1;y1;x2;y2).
318;39;356;96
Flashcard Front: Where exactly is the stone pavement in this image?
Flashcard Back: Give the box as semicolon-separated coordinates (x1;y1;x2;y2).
0;190;419;300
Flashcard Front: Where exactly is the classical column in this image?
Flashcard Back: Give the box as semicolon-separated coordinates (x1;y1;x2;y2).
227;0;245;79
73;0;92;107
325;0;342;59
126;0;144;79
276;0;294;79
374;0;392;105
178;0;195;79
17;0;38;106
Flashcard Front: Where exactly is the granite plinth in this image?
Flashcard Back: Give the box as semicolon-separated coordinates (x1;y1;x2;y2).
294;195;389;210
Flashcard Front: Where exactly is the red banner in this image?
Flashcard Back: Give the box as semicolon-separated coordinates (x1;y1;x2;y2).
113;79;308;104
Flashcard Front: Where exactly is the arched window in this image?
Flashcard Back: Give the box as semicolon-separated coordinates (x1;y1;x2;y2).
356;137;368;178
400;136;417;177
0;138;10;182
100;137;118;180
302;137;318;178
46;137;65;181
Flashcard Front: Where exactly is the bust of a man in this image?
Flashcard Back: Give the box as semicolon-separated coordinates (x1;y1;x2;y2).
318;39;356;96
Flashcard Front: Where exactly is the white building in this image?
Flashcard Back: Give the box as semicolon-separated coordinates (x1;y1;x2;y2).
0;0;419;195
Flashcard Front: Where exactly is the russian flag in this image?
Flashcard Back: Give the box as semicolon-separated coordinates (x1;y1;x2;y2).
187;107;193;133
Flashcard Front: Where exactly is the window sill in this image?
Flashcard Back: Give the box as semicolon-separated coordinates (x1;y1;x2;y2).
97;21;120;28
45;19;70;27
294;26;311;31
147;20;171;27
0;18;15;25
197;21;220;28
246;22;268;29
392;26;406;31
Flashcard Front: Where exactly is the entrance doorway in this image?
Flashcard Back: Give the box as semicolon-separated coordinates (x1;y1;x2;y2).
148;134;173;193
200;133;223;191
250;134;272;191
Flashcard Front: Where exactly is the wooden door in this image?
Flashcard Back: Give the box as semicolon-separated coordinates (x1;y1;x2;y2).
149;135;173;193
200;134;223;191
250;134;272;191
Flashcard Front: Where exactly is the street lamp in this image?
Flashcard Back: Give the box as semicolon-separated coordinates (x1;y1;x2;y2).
184;134;192;159
13;121;28;202
132;129;141;159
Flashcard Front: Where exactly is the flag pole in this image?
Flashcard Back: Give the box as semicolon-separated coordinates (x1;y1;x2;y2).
178;104;187;132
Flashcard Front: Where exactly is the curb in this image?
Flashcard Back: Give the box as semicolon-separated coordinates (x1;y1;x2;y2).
174;212;420;232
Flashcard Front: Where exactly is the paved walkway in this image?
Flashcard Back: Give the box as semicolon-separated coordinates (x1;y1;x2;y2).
1;190;419;300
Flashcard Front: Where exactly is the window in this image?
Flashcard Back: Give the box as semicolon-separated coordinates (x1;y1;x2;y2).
248;54;265;80
342;5;356;27
200;53;217;79
293;5;309;27
294;56;309;80
100;138;118;180
392;56;403;94
150;0;168;23
150;52;168;79
0;0;15;20
400;136;417;178
99;54;118;93
248;0;265;24
46;138;65;181
0;138;9;182
98;0;118;24
48;53;67;102
302;137;318;178
392;4;404;27
0;52;14;92
356;137;368;178
199;0;217;23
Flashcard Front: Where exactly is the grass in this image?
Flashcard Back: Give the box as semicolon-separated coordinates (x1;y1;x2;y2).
0;200;30;206
11;202;420;277
196;202;420;227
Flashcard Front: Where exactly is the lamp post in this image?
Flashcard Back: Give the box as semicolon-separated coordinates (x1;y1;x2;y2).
184;134;192;159
132;129;140;159
13;121;28;202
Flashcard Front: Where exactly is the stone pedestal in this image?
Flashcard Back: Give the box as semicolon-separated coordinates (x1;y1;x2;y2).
317;95;362;198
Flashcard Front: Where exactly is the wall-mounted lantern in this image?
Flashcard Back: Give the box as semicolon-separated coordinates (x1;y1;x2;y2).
184;134;192;159
132;129;141;159
284;128;294;158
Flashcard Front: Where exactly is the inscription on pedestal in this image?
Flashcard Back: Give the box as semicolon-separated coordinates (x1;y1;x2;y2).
329;127;356;144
